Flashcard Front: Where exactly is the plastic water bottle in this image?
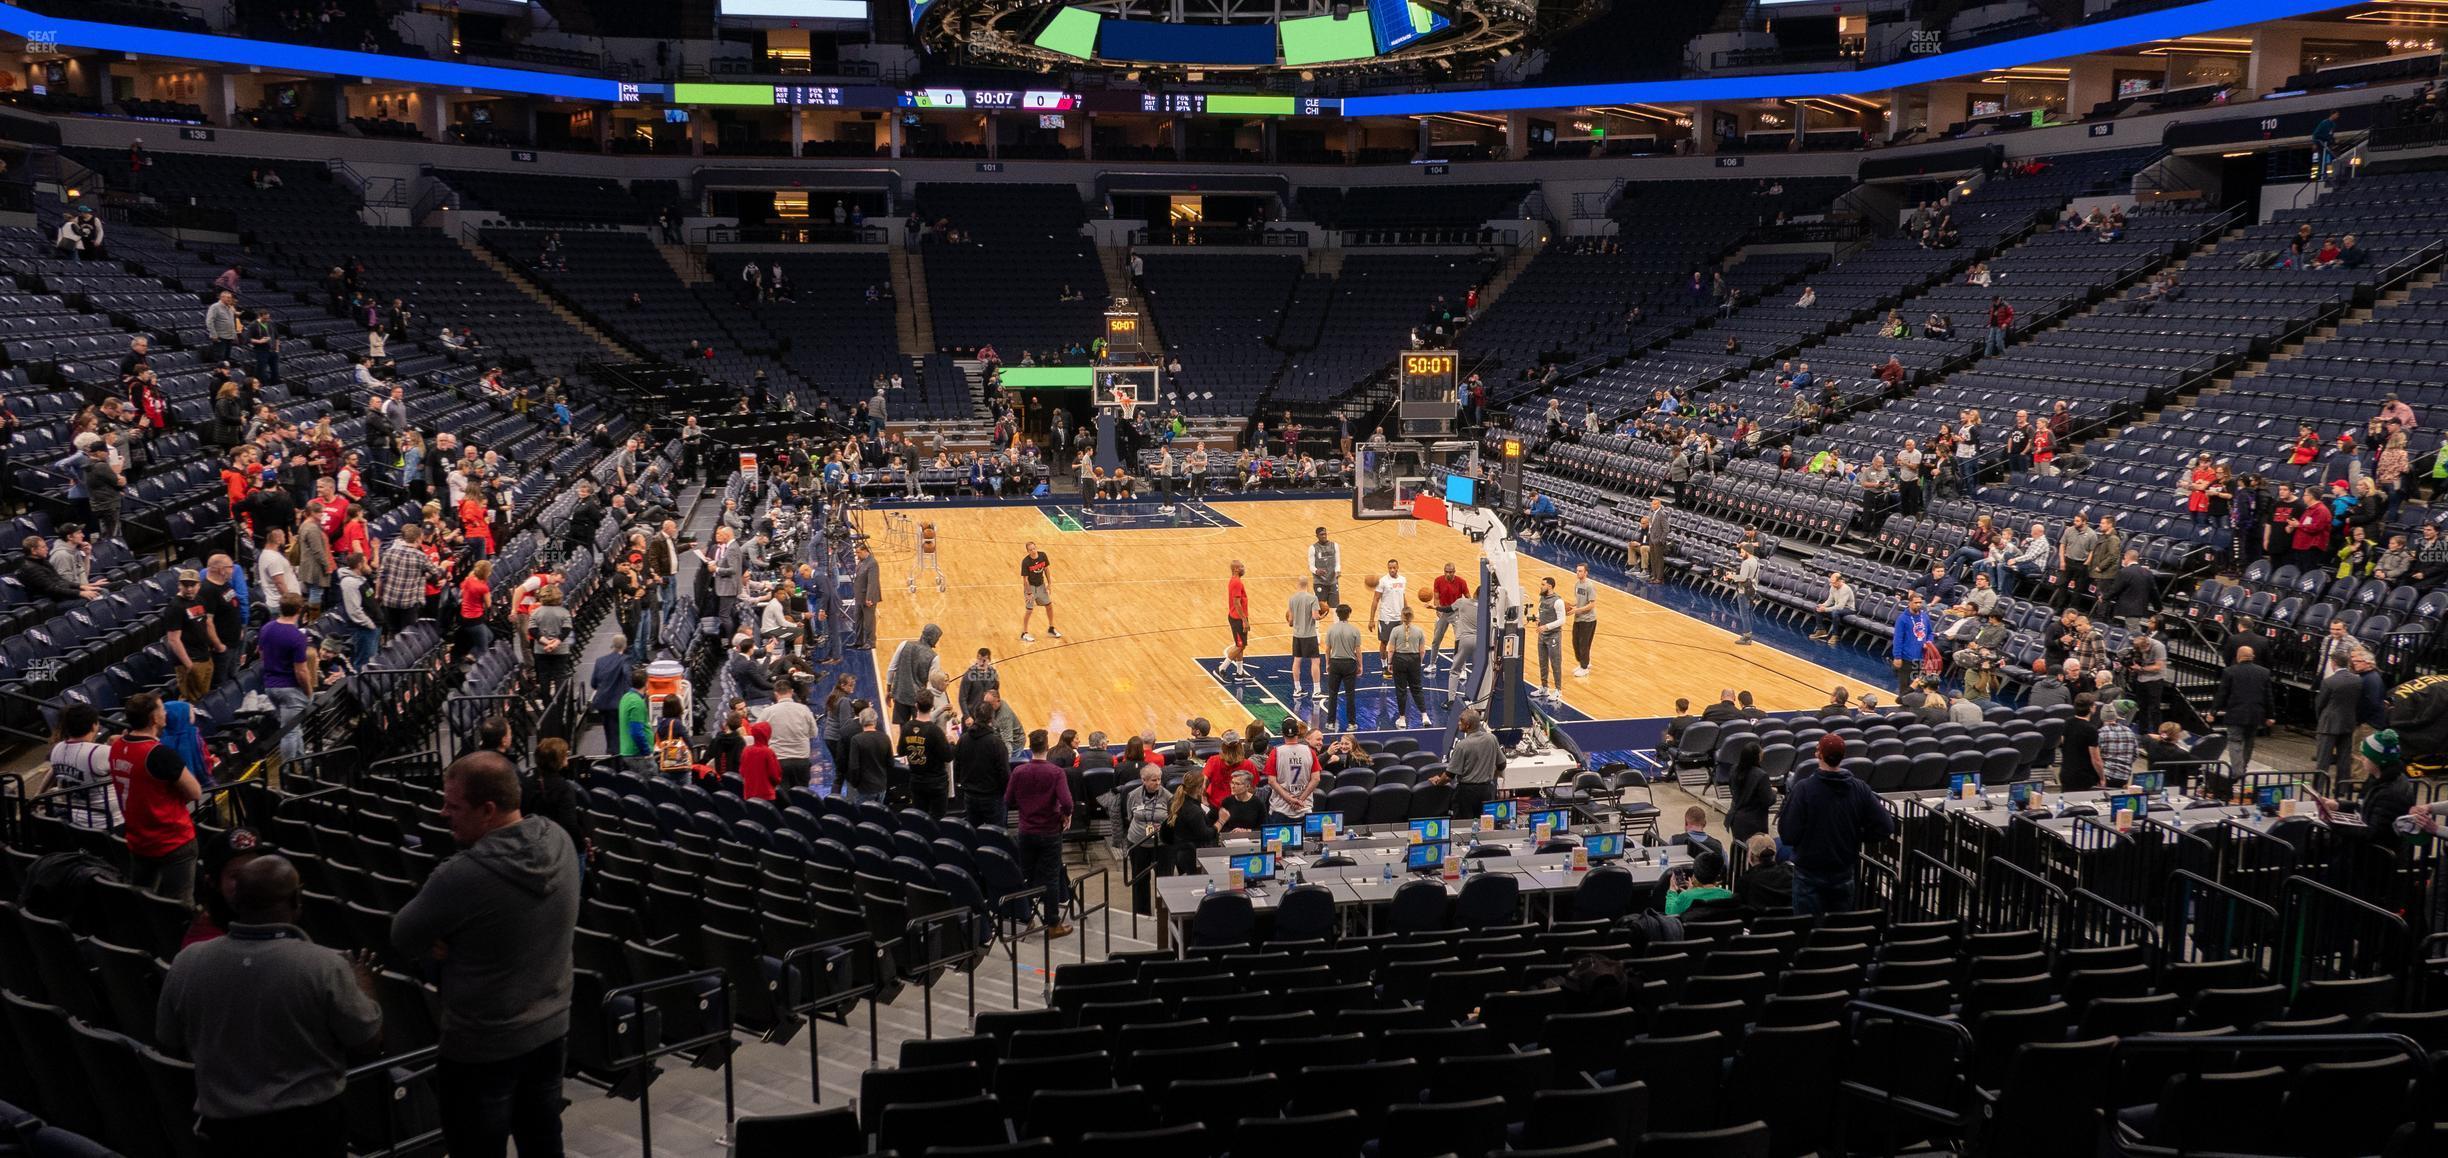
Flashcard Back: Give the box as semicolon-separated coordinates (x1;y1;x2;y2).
1204;877;1216;897
1383;862;1396;885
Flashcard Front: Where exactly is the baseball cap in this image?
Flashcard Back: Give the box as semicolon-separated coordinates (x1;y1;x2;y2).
176;568;200;583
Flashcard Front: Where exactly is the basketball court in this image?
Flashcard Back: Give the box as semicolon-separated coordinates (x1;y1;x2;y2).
863;497;1861;744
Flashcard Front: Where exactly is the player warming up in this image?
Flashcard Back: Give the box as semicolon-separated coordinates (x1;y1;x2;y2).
1287;576;1324;702
1219;560;1251;682
1370;558;1407;673
1019;541;1061;643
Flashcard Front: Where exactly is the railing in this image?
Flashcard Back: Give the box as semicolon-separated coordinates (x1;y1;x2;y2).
1977;855;2066;939
694;223;887;246
1128;225;1305;248
410;176;457;223
1708;41;1865;71
778;931;879;1104
2278;874;2412;995
340;1046;445;1158
1337;226;1518;249
598;969;737;1158
2164;868;2278;969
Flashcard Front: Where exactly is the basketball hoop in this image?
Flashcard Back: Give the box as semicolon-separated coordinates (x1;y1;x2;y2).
1110;383;1141;423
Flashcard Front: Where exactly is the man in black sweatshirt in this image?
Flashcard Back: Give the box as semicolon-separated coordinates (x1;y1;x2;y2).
955;712;1011;828
1777;735;1895;916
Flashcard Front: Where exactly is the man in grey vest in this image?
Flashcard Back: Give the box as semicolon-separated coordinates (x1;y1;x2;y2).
1310;526;1341;609
1322;604;1364;732
1446;708;1504;819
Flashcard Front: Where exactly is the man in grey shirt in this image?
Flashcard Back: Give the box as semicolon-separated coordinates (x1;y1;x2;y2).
1322;603;1365;732
888;623;942;729
204;290;240;364
2126;623;2170;732
2056;514;2097;610
1287;577;1323;703
1568;563;1599;678
160;854;381;1157
1445;707;1505;819
759;678;819;787
391;753;581;1158
1724;543;1760;645
1310;527;1342;608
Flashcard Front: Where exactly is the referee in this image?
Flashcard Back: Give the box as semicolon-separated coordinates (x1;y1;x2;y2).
1322;604;1364;732
1388;606;1427;729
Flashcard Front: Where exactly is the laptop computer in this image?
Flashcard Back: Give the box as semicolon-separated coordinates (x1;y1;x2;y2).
1405;840;1450;874
1259;823;1301;854
1480;799;1517;827
1409;817;1451;843
1582;831;1625;862
1228;852;1277;883
1303;811;1344;840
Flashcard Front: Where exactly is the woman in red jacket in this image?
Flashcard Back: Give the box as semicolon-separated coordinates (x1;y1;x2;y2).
740;720;782;801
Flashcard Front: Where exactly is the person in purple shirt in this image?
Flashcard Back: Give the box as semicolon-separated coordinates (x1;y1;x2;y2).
1889;594;1933;695
257;594;317;765
1004;729;1073;935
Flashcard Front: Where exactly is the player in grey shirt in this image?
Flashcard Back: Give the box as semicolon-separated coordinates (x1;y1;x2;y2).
1534;576;1566;701
1287;578;1323;703
1310;527;1341;607
1322;604;1365;731
1388;606;1428;728
1568;564;1599;678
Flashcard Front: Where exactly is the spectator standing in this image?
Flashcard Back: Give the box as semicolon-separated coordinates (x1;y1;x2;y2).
1005;730;1074;935
390;753;581;1158
1723;544;1760;645
760;679;819;789
1984;296;2013;357
1889;594;1934;693
260;596;316;767
588;645;631;756
2315;659;2364;788
1779;736;1895;915
2061;695;2104;791
1445;708;1504;819
157;854;381;1158
204;291;241;365
616;669;652;767
955;711;1011;827
2211;644;2271;782
109;692;204;901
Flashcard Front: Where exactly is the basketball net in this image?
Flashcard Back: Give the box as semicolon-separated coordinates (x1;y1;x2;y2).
1112;385;1140;423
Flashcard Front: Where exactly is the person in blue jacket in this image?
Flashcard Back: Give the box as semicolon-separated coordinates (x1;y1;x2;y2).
1890;593;1934;695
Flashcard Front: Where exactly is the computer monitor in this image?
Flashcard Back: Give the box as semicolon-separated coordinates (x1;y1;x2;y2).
2008;781;2033;810
1303;811;1345;840
2106;791;2146;818
2129;771;2165;793
1260;823;1301;854
1947;772;1976;798
1481;799;1518;827
1409;817;1450;843
2255;783;2292;811
1526;808;1569;835
1229;853;1277;883
1405;840;1450;873
1444;474;1476;507
1583;831;1625;861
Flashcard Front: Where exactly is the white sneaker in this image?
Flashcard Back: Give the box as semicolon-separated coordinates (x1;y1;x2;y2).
1574;667;1590;678
1020;632;1036;642
1393;715;1409;729
1049;629;1064;638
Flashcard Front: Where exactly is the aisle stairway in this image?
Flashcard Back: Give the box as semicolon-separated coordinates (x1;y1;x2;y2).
453;233;640;363
891;249;936;354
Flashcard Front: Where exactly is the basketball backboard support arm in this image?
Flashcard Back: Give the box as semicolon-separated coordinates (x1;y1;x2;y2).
1444;504;1532;743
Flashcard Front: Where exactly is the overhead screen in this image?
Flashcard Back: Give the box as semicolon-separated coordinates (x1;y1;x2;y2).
998;367;1096;389
719;0;868;17
1033;7;1102;59
1099;19;1277;65
1280;12;1375;66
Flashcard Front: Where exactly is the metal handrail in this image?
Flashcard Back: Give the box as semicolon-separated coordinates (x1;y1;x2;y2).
340;1045;444;1158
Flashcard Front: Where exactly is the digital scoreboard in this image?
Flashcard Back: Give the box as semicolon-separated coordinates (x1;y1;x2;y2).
1105;310;1145;359
1397;348;1459;439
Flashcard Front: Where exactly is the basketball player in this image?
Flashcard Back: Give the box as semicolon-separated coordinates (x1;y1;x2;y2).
1286;577;1323;701
1369;559;1407;667
1427;561;1471;672
1534;576;1566;702
1310;527;1341;608
1219;560;1251;681
1568;563;1598;677
1018;541;1060;643
1322;604;1364;731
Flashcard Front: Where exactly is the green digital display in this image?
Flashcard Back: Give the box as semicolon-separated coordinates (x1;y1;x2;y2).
671;82;773;106
1280;12;1375;66
999;366;1096;388
1205;94;1296;116
1033;7;1102;60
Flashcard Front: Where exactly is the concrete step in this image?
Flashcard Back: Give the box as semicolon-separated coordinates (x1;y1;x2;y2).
454;234;635;363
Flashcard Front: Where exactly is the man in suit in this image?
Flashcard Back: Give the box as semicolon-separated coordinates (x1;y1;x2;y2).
2211;644;2272;788
647;519;680;606
1643;498;1671;583
854;541;882;650
589;638;633;756
728;635;776;708
711;526;743;625
2314;660;2363;791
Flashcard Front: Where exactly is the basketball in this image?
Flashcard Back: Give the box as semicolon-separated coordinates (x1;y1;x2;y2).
1360;573;1381;592
1418;588;1436;604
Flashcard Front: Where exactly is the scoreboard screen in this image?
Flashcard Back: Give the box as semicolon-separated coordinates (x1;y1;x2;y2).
1399;350;1458;398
